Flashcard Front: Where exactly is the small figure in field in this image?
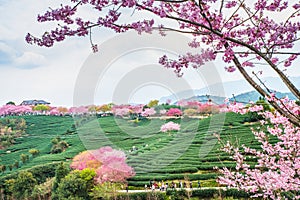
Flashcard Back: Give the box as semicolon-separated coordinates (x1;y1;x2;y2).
198;180;201;189
190;181;193;190
151;184;155;192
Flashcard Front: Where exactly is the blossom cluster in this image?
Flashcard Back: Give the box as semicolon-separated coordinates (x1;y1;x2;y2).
26;1;300;76
71;146;135;183
217;98;300;199
160;121;180;133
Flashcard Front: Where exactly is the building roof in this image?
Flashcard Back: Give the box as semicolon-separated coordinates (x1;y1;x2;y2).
20;100;50;105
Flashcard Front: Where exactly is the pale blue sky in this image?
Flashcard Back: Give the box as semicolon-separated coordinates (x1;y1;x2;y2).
0;0;299;106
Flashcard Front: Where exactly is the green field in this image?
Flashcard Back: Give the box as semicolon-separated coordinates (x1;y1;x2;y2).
0;112;260;188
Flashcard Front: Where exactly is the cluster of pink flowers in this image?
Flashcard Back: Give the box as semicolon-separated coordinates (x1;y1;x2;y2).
166;108;183;117
217;98;300;199
111;104;144;117
27;0;300;78
141;108;156;117
71;146;135;184
0;101;229;117
160;121;180;133
0;105;32;116
178;100;225;115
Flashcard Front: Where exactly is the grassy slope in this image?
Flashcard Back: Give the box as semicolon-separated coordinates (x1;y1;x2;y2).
0;113;259;187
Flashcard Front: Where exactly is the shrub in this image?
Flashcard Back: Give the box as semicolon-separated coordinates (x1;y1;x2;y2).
20;153;29;163
114;192;167;200
29;148;40;157
12;171;37;199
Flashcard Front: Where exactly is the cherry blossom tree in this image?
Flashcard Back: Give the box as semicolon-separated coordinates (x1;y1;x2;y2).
166;108;183;117
216;97;300;199
71;146;135;184
71;150;102;170
24;2;300;196
26;0;300;126
0;105;32;116
141;107;156;117
160;121;180;133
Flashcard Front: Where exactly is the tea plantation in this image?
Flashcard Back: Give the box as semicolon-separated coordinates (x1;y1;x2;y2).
0;112;261;189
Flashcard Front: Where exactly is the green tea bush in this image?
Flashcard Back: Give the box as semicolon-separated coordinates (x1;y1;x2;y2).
114;192;167;200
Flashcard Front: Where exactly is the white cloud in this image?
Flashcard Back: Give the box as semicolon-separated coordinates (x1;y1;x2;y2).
14;52;46;68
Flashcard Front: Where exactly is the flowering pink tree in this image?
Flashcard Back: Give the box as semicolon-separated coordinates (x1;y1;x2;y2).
166;108;183;117
198;103;220;114
160;121;180;133
69;106;89;115
71;146;135;184
129;104;144;115
0;105;32;116
71;150;102;170
111;105;131;117
217;97;300;199
26;1;300;126
141;108;156;117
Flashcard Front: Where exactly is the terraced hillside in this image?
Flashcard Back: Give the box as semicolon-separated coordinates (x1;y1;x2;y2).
0;112;261;188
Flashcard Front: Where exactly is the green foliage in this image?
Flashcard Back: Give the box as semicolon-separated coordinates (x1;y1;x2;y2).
147;99;159;107
90;182;122;200
0;165;6;173
0;118;27;149
3;179;15;197
55;169;95;200
32;104;50;111
29;148;40;157
166;189;188;200
114;192;167;200
165;188;251;199
31;178;54;200
6;101;15;105
12;171;37;199
14;161;19;168
20;153;29;163
52;162;70;193
51;136;69;154
0;162;59;188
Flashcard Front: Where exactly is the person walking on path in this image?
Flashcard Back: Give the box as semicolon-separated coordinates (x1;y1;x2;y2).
198;180;201;189
179;181;183;189
151;184;155;192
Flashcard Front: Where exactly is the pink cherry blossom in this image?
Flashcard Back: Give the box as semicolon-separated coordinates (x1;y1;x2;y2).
160;121;180;132
141;108;156;117
166;108;183;116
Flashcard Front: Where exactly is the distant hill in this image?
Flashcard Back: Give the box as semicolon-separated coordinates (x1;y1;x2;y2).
160;76;300;103
182;95;226;105
232;91;297;104
173;90;297;105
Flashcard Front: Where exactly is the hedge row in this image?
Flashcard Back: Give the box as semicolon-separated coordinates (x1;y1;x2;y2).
112;188;252;200
128;174;218;186
112;192;167;200
166;188;251;199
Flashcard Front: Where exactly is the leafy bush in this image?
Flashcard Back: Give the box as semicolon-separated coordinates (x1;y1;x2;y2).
50;136;69;154
114;192;167;200
28;148;40;157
